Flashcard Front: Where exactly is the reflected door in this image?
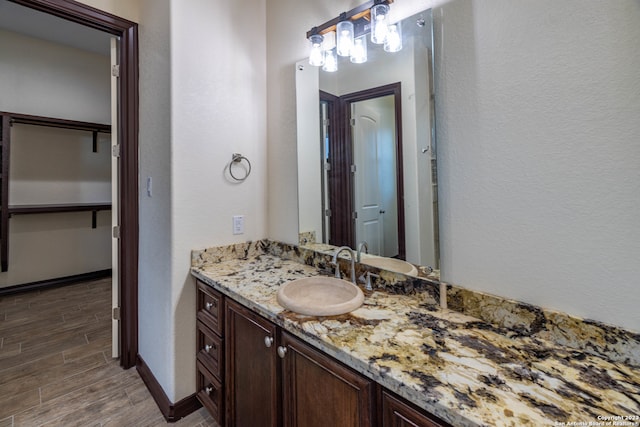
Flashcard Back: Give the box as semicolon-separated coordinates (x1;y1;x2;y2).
353;103;383;255
352;96;398;258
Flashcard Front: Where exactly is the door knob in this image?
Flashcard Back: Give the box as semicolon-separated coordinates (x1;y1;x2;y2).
204;344;213;353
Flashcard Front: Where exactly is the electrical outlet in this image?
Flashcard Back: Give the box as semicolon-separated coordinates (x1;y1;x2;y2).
233;215;244;235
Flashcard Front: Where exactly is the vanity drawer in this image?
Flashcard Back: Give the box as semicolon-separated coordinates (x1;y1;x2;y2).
197;321;223;381
197;280;223;335
197;360;224;425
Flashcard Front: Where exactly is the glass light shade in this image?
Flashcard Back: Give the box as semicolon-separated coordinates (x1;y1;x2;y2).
322;48;338;72
384;22;402;53
336;20;354;57
370;3;389;44
350;36;368;64
308;34;325;66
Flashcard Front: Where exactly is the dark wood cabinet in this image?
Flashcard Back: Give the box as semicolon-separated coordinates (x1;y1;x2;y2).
196;281;225;425
225;299;280;427
281;331;374;427
223;299;373;427
195;280;450;427
381;391;450;427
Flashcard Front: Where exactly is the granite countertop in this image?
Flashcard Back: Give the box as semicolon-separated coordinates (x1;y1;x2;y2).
191;254;640;427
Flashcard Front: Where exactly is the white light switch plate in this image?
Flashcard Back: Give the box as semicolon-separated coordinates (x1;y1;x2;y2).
233;215;244;235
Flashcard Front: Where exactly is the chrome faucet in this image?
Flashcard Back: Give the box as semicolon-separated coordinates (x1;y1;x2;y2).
331;246;356;284
356;241;368;262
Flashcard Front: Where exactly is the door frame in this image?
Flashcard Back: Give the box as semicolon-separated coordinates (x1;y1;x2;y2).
330;82;405;260
9;0;139;369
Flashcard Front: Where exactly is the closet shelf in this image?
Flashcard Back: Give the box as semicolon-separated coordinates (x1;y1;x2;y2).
0;111;112;272
8;203;111;215
5;112;111;134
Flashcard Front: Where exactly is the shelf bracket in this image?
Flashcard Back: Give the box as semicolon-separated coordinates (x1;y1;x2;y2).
93;131;98;153
92;210;97;228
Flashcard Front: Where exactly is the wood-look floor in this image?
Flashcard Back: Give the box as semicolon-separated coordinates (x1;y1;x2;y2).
0;278;218;427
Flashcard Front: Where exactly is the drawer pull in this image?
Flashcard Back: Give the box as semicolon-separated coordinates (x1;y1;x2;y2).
204;344;213;353
264;336;274;348
277;346;287;359
205;386;213;394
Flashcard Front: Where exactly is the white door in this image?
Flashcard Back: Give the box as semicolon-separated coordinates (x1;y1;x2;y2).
110;37;120;358
352;102;384;255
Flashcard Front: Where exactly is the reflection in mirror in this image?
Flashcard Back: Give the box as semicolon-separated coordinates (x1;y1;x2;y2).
296;8;439;276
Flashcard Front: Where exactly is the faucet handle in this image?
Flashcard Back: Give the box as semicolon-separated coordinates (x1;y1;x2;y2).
364;271;379;291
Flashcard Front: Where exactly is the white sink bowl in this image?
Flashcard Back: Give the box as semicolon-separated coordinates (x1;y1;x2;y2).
361;257;419;276
277;277;364;316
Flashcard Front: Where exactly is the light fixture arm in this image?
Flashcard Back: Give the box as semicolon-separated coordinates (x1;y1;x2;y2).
305;0;393;39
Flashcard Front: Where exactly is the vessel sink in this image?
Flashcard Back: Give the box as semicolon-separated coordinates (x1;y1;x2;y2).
277;277;364;316
361;257;419;276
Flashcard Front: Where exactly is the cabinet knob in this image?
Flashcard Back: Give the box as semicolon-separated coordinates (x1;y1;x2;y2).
277;346;287;359
204;344;213;353
205;302;214;310
205;386;213;394
264;336;274;348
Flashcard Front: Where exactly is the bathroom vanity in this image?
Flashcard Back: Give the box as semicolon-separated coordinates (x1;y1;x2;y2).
196;279;446;427
192;241;640;427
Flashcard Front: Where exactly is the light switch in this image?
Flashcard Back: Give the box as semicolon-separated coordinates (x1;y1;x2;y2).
146;177;152;197
233;215;244;235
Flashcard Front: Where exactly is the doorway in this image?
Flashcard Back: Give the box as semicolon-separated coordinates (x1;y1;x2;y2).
7;0;139;369
323;83;405;259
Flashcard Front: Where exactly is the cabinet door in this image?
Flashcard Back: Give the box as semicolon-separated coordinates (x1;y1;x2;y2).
281;331;374;427
225;300;280;427
381;391;450;427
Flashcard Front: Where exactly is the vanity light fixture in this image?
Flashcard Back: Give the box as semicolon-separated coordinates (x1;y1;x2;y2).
350;36;368;63
323;48;339;72
308;31;325;66
306;0;400;70
370;0;389;44
336;16;354;57
384;21;402;52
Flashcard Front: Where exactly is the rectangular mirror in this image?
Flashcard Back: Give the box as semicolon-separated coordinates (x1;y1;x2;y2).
295;8;439;277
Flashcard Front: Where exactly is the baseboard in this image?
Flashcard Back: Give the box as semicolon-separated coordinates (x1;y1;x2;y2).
0;269;112;296
136;354;202;422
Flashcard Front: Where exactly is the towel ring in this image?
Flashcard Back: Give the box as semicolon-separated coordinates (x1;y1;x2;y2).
229;153;251;182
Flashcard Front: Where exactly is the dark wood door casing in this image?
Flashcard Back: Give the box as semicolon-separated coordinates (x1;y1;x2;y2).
322;83;406;259
7;0;139;369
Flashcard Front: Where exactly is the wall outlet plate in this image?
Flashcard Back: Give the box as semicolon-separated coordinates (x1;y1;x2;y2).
233;215;244;235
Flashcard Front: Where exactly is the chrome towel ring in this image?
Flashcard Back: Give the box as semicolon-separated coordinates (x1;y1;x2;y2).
228;153;251;182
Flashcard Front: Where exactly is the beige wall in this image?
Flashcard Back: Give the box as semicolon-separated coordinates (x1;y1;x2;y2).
137;0;174;400
169;0;267;400
434;0;640;332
